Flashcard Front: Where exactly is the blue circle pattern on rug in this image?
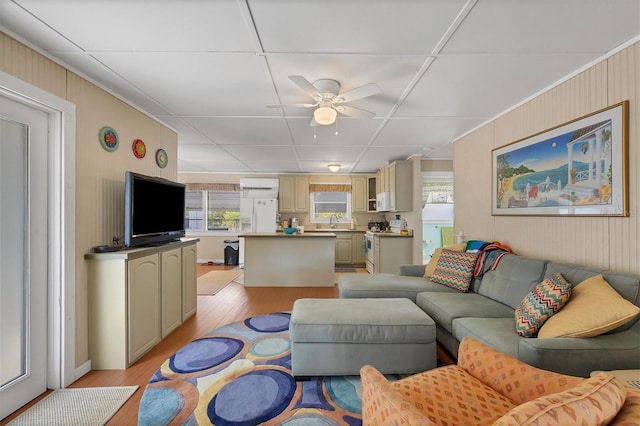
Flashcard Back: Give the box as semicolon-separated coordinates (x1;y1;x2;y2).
138;313;363;425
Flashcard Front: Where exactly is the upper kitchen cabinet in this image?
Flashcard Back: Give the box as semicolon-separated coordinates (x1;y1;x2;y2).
351;175;375;214
279;175;309;213
378;161;413;212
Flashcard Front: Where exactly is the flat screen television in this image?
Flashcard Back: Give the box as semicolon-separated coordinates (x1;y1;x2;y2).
124;171;186;247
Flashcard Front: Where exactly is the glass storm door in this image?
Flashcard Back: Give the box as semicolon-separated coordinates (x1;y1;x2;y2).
0;97;48;420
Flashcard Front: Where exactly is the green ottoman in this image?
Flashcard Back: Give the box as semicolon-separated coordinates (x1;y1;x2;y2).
289;298;436;377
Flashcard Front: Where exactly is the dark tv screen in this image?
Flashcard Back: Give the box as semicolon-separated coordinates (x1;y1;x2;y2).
124;171;186;247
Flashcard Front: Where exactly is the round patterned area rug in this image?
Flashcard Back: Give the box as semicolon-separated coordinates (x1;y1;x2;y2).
138;313;362;425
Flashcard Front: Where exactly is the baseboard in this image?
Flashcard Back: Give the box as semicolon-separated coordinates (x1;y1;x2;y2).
75;359;91;381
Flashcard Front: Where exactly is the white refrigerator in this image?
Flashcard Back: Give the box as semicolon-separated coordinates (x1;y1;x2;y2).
239;198;278;266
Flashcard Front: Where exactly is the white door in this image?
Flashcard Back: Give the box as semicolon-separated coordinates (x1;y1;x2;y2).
0;97;49;419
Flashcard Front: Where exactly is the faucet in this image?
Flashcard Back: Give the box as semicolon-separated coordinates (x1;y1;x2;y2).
329;214;338;229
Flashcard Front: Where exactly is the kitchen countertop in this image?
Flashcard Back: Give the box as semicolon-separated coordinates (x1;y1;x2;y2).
369;232;413;238
239;232;336;237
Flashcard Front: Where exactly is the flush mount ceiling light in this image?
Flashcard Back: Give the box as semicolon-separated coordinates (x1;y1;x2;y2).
314;101;337;125
327;163;341;173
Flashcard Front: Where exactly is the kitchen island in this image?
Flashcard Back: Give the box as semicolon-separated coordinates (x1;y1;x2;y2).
240;232;336;287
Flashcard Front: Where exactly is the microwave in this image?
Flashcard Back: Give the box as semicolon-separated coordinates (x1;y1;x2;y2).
376;192;390;212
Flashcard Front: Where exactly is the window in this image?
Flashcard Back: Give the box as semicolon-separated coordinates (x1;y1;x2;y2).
185;188;240;232
310;191;351;224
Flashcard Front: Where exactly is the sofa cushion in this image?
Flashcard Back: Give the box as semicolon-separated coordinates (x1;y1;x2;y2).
452;317;521;359
431;249;479;292
416;292;514;334
338;273;459;302
493;373;627;426
477;254;547;309
514;273;572;337
423;243;466;278
538;274;640;338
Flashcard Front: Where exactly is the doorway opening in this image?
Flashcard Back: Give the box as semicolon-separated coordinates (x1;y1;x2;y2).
422;172;454;263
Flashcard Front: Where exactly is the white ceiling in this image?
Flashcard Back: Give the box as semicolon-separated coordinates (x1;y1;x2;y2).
1;0;638;174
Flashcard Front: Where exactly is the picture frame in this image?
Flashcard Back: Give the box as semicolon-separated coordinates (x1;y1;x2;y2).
492;101;628;216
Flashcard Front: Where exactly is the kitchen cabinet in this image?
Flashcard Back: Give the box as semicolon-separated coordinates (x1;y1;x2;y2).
377;161;413;212
352;232;367;266
367;176;377;212
86;238;199;369
161;248;182;338
351;175;368;213
373;235;412;274
279;175;309;213
335;233;353;264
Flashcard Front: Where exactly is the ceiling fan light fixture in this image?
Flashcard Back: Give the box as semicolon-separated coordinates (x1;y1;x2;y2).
327;163;341;173
314;104;337;125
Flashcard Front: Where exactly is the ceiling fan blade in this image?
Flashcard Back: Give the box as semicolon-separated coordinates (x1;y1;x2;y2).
335;105;376;118
309;117;319;127
267;103;317;108
333;82;381;103
289;75;321;99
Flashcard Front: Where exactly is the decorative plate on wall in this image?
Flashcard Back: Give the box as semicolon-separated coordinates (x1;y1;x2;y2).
99;126;119;152
156;148;168;168
132;139;146;158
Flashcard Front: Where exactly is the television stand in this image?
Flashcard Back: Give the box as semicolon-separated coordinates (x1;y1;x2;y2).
85;238;199;369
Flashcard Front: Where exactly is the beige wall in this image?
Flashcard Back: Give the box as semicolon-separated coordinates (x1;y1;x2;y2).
1;33;178;367
454;42;639;273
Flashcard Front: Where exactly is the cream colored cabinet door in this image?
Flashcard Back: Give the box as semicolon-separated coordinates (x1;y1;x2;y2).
294;176;310;212
335;234;353;265
182;243;198;320
351;176;367;213
279;176;295;212
161;248;182;338
389;163;397;211
128;253;161;364
352;233;367;265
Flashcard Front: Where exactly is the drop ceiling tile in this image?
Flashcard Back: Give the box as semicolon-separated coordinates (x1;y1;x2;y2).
444;0;640;54
374;118;487;147
250;0;468;53
287;118;382;146
351;161;387;174
223;145;298;161
295;146;365;162
0;2;82;51
181;117;291;146
177;160;205;172
397;53;599;118
243;160;302;173
91;52;277;115
13;0;257;51
55;53;171;116
359;146;421;164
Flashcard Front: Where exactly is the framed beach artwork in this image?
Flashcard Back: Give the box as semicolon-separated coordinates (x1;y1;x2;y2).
492;101;629;216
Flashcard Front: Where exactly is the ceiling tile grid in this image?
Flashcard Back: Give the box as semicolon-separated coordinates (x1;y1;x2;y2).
0;0;638;174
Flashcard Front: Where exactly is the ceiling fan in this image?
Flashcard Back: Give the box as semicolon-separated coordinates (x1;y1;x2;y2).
268;75;381;126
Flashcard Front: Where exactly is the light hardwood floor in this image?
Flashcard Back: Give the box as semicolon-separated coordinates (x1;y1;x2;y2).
1;265;340;425
3;265;454;425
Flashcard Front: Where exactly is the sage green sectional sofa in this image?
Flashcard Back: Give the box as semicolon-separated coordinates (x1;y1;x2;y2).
337;253;640;377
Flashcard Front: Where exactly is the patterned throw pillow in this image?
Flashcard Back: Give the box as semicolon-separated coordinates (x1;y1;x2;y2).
430;249;479;292
494;374;627;426
515;273;572;337
538;274;640;338
423;243;467;278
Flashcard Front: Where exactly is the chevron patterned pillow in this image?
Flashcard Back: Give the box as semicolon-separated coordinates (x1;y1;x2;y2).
430;249;479;292
515;273;572;337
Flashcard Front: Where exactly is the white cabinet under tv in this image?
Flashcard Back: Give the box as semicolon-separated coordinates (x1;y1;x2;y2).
85;238;199;369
